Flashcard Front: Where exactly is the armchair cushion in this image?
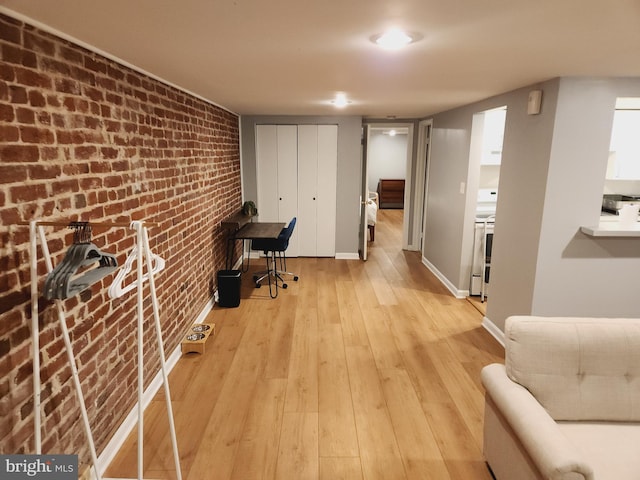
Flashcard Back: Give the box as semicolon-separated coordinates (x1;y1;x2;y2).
504;316;640;421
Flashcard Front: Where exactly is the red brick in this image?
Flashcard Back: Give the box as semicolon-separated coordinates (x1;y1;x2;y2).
36;111;52;126
59;45;83;64
106;65;125;80
24;31;56;55
54;77;80;95
0;103;14;122
40;57;71;76
73;145;97;159
56;130;84;144
39;146;59;160
0;64;14;83
51;178;79;194
28;90;46;107
76;99;90;113
47;95;62;109
0;17;21;44
9;85;28;104
62;163;89;176
10;183;47;202
84;116;101;129
100;147;119;159
15;67;51;89
0;125;20;142
28;164;61;180
1;44;22;65
15;107;35;124
20;126;55;144
84;56;107;74
69;66;95;85
0;144;39;162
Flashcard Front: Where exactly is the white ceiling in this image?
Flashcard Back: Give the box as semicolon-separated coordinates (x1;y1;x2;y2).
2;0;640;118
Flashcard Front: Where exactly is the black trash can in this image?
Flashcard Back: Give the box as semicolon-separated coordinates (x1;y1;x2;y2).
217;269;241;308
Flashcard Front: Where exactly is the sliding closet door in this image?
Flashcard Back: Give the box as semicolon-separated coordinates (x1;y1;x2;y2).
255;125;279;222
316;125;338;256
256;124;299;256
297;125;318;257
256;123;336;258
298;124;337;257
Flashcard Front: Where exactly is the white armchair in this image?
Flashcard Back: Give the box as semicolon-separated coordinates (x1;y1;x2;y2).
481;316;640;480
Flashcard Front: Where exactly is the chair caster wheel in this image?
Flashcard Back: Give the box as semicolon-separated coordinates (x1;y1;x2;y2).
255;283;261;288
293;276;299;281
282;283;288;289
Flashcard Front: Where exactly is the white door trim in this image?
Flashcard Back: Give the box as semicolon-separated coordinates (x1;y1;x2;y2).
414;119;433;254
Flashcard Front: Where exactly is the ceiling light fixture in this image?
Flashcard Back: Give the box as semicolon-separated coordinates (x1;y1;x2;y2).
331;93;351;108
371;28;421;50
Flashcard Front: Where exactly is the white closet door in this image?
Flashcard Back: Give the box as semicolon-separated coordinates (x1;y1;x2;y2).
256;124;299;256
297;125;319;256
256;123;336;259
316;125;338;257
256;125;279;222
276;125;299;256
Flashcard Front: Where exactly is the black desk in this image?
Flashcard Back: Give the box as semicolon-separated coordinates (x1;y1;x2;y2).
224;221;285;297
234;222;285;241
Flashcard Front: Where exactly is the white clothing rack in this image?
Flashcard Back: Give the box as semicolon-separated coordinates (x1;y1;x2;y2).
25;220;182;480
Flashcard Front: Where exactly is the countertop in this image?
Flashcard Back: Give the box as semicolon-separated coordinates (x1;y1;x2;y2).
581;214;640;237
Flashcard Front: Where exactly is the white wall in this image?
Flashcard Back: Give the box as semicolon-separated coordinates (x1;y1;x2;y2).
424;77;640;332
368;130;407;190
487;80;560;327
423;114;473;294
529;77;640;319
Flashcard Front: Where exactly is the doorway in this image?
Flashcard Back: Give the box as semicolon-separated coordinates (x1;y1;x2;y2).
365;123;413;252
467;106;506;312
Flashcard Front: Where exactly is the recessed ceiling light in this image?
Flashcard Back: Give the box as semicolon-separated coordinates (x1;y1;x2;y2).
371;29;421;50
331;93;351;108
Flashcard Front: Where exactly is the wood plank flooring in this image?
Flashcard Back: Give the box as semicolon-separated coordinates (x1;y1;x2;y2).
105;209;505;480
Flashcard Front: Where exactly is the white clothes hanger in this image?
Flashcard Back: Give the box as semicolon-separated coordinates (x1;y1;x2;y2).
108;225;165;299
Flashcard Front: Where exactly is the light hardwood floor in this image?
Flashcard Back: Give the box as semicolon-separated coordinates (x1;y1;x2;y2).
106;209;504;480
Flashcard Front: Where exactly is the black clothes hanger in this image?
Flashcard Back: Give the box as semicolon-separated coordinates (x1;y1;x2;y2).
43;222;118;300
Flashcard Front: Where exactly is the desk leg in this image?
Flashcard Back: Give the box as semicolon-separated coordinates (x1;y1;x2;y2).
240;239;251;273
226;235;237;270
267;250;278;299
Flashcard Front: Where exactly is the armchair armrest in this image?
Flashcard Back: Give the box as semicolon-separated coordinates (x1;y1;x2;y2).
481;364;594;480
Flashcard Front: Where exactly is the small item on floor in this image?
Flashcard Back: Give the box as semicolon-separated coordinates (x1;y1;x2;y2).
217;269;242;307
181;322;216;354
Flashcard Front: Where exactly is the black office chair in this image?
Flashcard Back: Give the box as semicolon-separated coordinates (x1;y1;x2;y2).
251;217;298;298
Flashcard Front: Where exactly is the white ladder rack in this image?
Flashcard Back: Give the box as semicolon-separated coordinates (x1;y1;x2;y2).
26;220;182;480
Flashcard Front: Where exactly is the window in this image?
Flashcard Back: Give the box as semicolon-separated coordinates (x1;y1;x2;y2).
607;98;640;179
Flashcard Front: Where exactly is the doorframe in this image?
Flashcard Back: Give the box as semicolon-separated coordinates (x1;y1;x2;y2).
358;124;370;260
412;119;433;254
363;121;415;250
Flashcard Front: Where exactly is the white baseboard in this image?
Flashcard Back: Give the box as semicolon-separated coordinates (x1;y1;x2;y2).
482;316;505;347
335;252;360;260
245;251;359;261
421;256;467;299
94;296;215;478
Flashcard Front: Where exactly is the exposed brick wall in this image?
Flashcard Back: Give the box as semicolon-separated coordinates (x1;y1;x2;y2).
0;13;242;470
